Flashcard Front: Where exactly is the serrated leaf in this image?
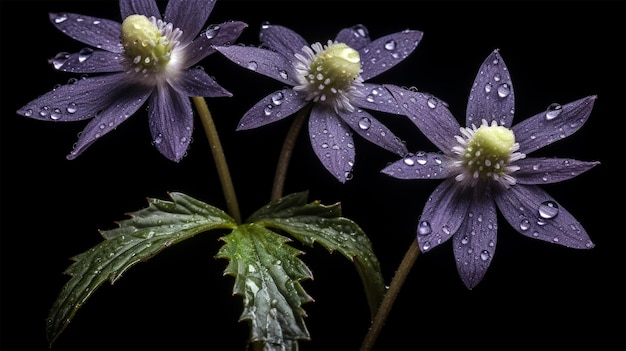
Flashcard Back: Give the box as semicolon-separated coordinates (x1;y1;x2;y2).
249;192;386;320
47;192;236;346
216;224;313;350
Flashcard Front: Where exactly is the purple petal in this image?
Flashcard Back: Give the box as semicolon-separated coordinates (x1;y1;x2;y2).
466;49;515;128
338;109;407;155
16;73;148;122
183;21;248;68
259;24;309;62
513;96;596;155
381;152;452;180
514;158;600;185
148;86;194;162
236;89;308;130
494;184;595;249
335;24;371;50
417;179;471;252
67;88;151;159
168;67;231;98
384;84;460;153
53;50;124;73
352;83;404;115
359;29;423;81
308;105;356;183
119;0;161;20
49;13;123;53
215;45;299;85
164;0;216;45
452;188;498;289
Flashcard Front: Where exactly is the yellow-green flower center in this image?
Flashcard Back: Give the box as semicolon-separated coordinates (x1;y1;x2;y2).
121;14;175;72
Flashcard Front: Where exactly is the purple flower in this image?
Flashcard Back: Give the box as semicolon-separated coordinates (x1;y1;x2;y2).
16;0;246;162
382;49;598;289
215;24;423;182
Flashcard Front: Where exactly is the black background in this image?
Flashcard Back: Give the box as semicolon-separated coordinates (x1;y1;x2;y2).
1;1;624;350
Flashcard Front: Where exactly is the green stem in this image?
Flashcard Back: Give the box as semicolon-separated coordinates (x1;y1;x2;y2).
192;96;242;224
270;106;310;202
360;239;420;351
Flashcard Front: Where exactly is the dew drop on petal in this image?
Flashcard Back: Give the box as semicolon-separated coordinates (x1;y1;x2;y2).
427;97;438;109
480;250;490;261
271;91;284;105
484;82;493;93
461;235;469;245
50;108;62;120
247;61;258;71
497;83;511;98
545;103;562;120
78;48;93;62
52;13;68;23
384;39;396;51
403;157;415;166
538;201;559;219
278;70;288;80
417;221;432;236
519;218;531;231
358;117;371;130
422;241;431;251
264;104;273;116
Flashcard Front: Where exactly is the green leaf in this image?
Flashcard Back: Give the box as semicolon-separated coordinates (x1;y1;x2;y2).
46;192;236;346
248;192;386;320
216;223;313;350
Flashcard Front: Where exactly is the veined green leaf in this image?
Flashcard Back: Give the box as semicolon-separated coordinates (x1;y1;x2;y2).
47;192;236;346
216;224;313;350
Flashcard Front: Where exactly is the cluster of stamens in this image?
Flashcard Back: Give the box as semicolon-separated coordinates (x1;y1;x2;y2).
451;119;525;188
293;40;364;113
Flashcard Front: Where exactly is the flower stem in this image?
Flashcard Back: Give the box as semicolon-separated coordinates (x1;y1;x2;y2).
270;105;310;202
360;239;420;351
192;96;242;224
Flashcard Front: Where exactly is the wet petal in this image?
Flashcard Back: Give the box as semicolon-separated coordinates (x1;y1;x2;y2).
53;50;124;73
339;109;407;155
359;29;423;81
183;21;247;67
384;84;460;152
164;0;216;45
452;187;498;289
417;179;471;252
514;158;600;185
259;24;309;62
309;105;356;183
168;67;231;97
335;24;371;50
352;83;404;115
513;96;596;155
381;152;452;180
119;0;161;20
215;45;299;85
148;86;194;162
466;49;515;128
49;13;123;53
16;73;145;122
67;88;151;159
494;184;595;249
236;89;308;130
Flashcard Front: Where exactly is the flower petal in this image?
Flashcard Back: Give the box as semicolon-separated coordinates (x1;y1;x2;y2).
49;13;123;53
381;152;452;180
417;179;471;252
352;83;404;115
514;157;600;185
236;89;308;130
466;49;515;128
338;109;407;155
494;184;595;249
384;84;460;153
359;29;423;81
513;96;597;155
259;24;309;62
183;21;248;68
164;0;216;45
452;187;498;289
119;0;161;20
17;73;144;122
335;24;371;50
148;86;194;162
215;45;299;85
54;50;124;73
168;67;232;98
309;105;356;183
67;88;151;159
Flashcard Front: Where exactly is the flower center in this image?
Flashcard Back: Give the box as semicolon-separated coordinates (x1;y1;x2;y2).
293;41;364;112
121;14;182;76
452;120;525;187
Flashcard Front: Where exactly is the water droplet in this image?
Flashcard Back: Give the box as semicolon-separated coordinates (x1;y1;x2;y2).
497;83;511;98
519;218;531;231
461;235;469;245
78;48;93;62
442;225;450;235
53;13;68;23
39;106;50;117
422;241;431;251
353;24;369;38
480;250;490;261
415;152;427;165
417;221;432;236
427;97;438;109
538;201;559;219
358;117;371;130
484;82;493;93
205;25;220;39
271;91;284;105
66;102;77;114
545;103;562;120
384;39;396;51
51;52;70;69
24;109;33;117
493;73;501;82
278;69;288;80
247;61;258;71
50;108;62;120
264;104;273;116
403;157;415;166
